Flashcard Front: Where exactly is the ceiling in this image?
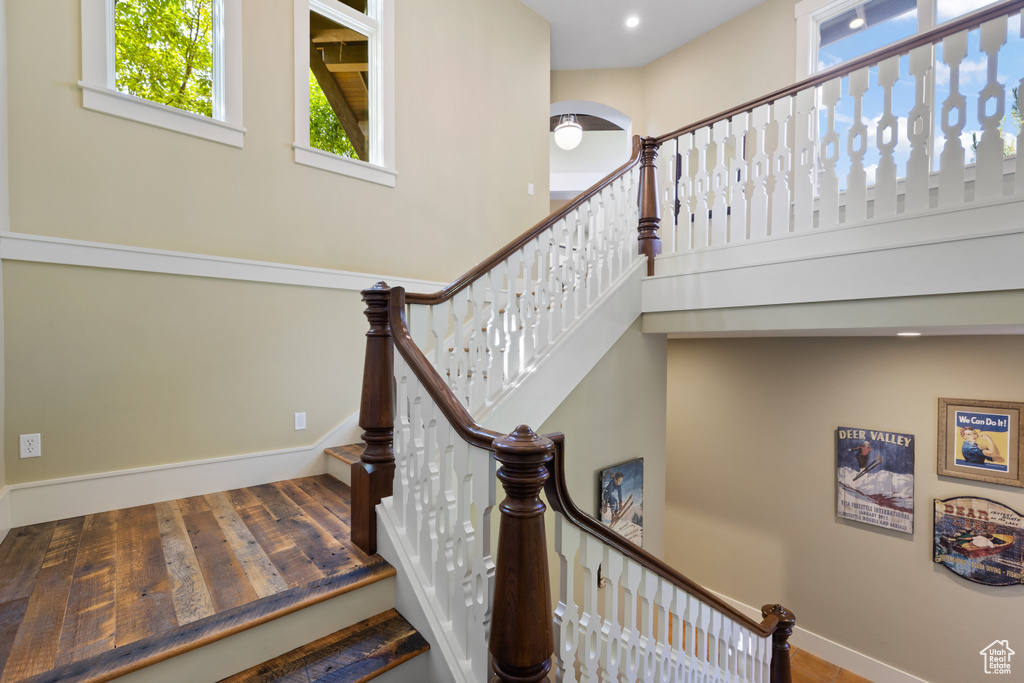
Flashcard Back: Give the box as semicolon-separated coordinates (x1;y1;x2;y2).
519;0;767;70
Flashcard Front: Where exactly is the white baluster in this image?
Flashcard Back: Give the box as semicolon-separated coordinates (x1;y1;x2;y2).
432;414;454;621
906;43;934;213
709;611;722;678
641;568;659;680
976;15;1009;201
792;89;816;232
875;55;901;218
710;119;730;245
846;66;870;222
622;558;644;681
748;104;771;239
658;138;679;254
505;253;524;388
939;27;969;207
553;515;581;682
468;280;488;413
601;549;624;682
578;534;603;682
771;95;794;235
692;126;712;248
819;76;842;228
729;112;750;243
468;446;496;680
656;579;674;683
675;133;695;250
392;356;412;534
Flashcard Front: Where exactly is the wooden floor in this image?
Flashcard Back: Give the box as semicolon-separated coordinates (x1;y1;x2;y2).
791;647;872;683
0;475;394;683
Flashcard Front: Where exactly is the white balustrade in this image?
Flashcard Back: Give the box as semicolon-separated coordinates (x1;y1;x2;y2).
659;9;1024;254
553;514;773;683
405;165;642;419
391;352;496;680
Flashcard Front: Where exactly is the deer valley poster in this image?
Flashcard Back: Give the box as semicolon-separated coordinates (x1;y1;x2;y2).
836;426;914;533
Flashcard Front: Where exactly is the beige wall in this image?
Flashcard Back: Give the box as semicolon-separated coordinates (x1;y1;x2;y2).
641;0;797;136
2;0;552;484
540;319;668;559
550;68;644;135
5;0;550;282
3;262;368;483
666;336;1024;683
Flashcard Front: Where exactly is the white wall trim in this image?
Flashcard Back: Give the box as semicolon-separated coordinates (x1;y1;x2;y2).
712;589;930;683
0;232;444;293
5;411;362;527
0;486;11;543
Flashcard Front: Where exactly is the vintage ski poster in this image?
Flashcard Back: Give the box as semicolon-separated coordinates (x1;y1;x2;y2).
836;426;914;533
934;497;1024;586
599;458;644;546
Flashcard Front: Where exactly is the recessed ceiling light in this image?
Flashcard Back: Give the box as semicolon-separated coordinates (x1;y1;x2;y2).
849;16;866;29
897;332;921;337
626;16;640;28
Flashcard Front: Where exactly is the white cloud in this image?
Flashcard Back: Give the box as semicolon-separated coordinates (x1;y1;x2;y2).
936;0;1000;20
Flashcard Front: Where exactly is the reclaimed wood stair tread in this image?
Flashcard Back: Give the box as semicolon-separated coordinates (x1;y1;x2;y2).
324;444;363;466
218;608;428;683
0;475;394;683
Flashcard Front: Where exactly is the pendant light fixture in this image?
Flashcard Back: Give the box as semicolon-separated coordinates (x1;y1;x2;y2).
553;114;583;150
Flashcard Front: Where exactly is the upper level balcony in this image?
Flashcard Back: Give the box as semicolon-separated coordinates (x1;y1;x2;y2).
637;0;1024;337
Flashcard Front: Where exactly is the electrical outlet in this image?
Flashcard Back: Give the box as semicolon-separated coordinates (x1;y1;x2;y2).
527;182;535;196
20;434;41;459
295;412;306;431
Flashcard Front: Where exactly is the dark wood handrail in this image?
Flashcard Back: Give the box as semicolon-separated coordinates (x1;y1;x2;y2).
542;435;783;639
654;0;1024;145
389;284;784;641
406;136;644;306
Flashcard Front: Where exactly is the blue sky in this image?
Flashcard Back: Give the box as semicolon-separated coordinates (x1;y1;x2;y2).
815;1;1022;187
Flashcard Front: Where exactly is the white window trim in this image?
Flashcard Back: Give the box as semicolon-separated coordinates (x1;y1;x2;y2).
795;0;939;79
79;0;245;148
293;0;396;187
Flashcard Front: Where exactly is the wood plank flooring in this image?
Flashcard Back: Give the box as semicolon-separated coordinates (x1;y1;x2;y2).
0;475;394;683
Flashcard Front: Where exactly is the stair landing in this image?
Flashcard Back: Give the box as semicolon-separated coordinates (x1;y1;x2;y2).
0;475;394;683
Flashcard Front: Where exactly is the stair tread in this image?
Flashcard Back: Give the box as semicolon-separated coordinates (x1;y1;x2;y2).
0;475;393;683
218;608;429;683
325;443;363;465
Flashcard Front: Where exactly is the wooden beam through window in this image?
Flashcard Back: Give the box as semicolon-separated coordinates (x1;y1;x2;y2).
309;41;367;161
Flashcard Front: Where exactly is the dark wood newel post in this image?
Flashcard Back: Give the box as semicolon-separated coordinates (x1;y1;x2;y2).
489;425;555;683
761;604;796;683
637;136;662;277
352;281;395;556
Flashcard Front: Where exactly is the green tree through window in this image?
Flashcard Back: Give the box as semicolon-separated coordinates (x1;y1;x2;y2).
114;0;214;117
309;71;358;159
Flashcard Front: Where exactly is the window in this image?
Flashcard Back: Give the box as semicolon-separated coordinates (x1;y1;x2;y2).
796;0;1007;78
79;0;244;147
293;0;395;186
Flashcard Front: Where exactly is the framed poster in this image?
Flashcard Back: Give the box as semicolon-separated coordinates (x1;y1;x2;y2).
937;398;1024;488
598;458;643;546
934;497;1024;586
836;426;914;533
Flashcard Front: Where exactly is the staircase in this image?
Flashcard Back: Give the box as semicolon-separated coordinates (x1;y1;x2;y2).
0;469;429;683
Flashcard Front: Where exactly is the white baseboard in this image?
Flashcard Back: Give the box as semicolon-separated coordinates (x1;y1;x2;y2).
6;412;362;527
0;486;11;543
712;590;929;683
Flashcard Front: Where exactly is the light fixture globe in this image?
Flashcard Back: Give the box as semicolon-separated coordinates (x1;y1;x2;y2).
553;114;583;150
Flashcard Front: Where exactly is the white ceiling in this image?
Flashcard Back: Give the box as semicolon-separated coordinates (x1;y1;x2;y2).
519;0;767;70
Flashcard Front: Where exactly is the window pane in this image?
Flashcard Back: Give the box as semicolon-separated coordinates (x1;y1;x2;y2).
309;11;370;161
114;0;214;118
818;0;916;71
937;0;1000;24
